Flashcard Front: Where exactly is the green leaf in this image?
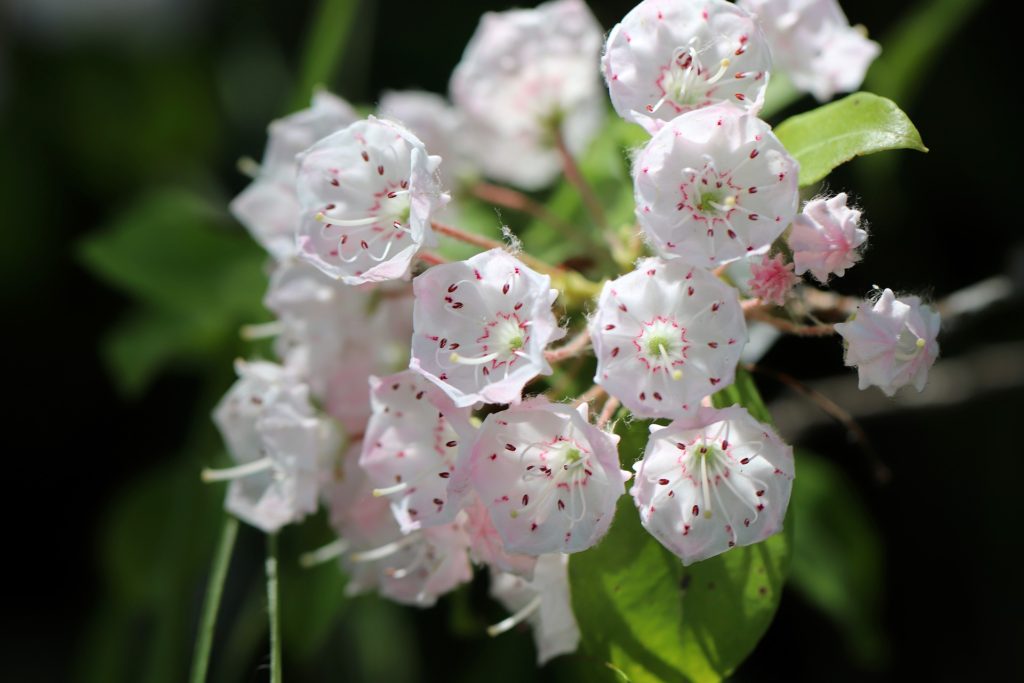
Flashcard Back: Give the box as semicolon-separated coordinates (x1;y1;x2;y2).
774;92;927;187
292;0;362;110
571;375;791;683
789;451;886;667
79;189;269;393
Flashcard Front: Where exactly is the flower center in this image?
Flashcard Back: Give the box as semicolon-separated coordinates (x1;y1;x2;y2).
636;318;688;380
894;326;926;362
649;45;731;114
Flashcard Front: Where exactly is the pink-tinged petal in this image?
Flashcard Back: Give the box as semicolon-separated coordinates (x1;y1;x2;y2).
590;258;748;419
788;192;868;282
489;554;580;664
632;405;794;566
464;398;627;556
603;0;772;132
834;289;940;396
450;0;605;190
633;103;799;266
231;91;359;260
410;248;564;407
295;117;448;285
740;0;879;102
360;371;473;532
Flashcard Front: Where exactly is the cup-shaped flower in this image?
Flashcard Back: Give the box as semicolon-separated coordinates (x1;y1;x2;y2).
360;371;473;533
591;258;747;418
295;116;448;284
210;360;339;533
834;289;940;396
264;260;413;436
230;91;358;260
410;248;564;407
633;103;799;266
739;0;879;102
603;0;772;133
788;193;867;282
450;0;605;190
453;398;629;556
632;405;794;565
748;253;799;306
464;494;538;578
338;489;473;607
379;90;475;196
489;554;580;665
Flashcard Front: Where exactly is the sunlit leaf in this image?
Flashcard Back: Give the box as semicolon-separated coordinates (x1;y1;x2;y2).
774;92;927;187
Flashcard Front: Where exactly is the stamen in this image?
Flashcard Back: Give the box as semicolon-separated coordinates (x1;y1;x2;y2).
450;351;500;366
201;457;274;483
699;445;713;519
657;342;683;380
487;595;543;637
299;538;350;568
240;320;286;341
348;533;420;563
316;213;381;227
373;481;409;497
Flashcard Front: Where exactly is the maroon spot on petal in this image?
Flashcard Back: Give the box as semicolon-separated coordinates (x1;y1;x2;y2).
361;151;369;162
611;347;620;357
330;178;339;187
452;302;464;309
748;186;758;194
505;443;517;451
474;269;482;280
721;440;729;449
377;165;384;176
748;213;759;221
490;453;497;460
449;343;460;350
639;392;646;401
756;489;765;496
502;283;510;294
709;378;721;385
531;522;538;531
558;500;565;510
415;391;425;400
522;494;529;506
687;286;695;296
740;457;750;465
658;478;670;485
605;324;616;330
708;341;719;349
360;240;369;249
446;440;457;448
676;442;686;450
439;338;447;348
712;303;721;312
653;392;663;401
744;518;751;527
448;284;458;293
692;504;700;516
433;498;444;506
749;149;759;159
439;472;451;478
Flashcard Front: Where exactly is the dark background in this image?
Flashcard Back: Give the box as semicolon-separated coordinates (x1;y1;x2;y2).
2;0;1021;680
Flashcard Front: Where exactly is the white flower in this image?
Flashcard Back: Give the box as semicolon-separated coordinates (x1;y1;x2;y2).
489;554;580;665
591;258;747;418
360;371;474;533
788;193;867;282
452;398;628;556
295;116;448;284
450;0;605;190
633;103;799;266
834;288;940;396
230;91;358;260
378;90;474;194
209;360;339;533
337;488;474;607
463;494;538;578
603;0;772;134
264;260;413;436
632;405;794;565
410;248;564;407
739;0;880;102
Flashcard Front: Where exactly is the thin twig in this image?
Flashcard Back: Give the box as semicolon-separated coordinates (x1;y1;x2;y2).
431;221;562;276
417;250;448;266
745;363;891;483
266;534;282;683
545;329;592;363
597;396;621;429
471;182;584;242
573;384;607;408
554;128;607;230
746;306;836;336
189;515;239;683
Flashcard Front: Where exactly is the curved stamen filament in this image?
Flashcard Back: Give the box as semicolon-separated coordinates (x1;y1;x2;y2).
373;481;410;497
487;595;543;637
201;457;274;483
299;538;350;568
348;533;420;563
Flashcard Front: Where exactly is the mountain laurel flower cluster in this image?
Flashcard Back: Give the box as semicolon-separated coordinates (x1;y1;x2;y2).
201;0;937;670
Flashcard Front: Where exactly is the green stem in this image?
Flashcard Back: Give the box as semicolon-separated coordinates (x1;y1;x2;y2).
189;515;239;683
291;0;361;110
266;533;282;683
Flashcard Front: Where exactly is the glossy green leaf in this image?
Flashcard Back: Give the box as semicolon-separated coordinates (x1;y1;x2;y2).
774;92;927;187
571;374;791;683
790;451;886;667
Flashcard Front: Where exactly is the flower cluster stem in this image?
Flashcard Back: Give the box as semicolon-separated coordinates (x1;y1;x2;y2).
189;515;239;683
554;128;607;230
266;533;282;683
